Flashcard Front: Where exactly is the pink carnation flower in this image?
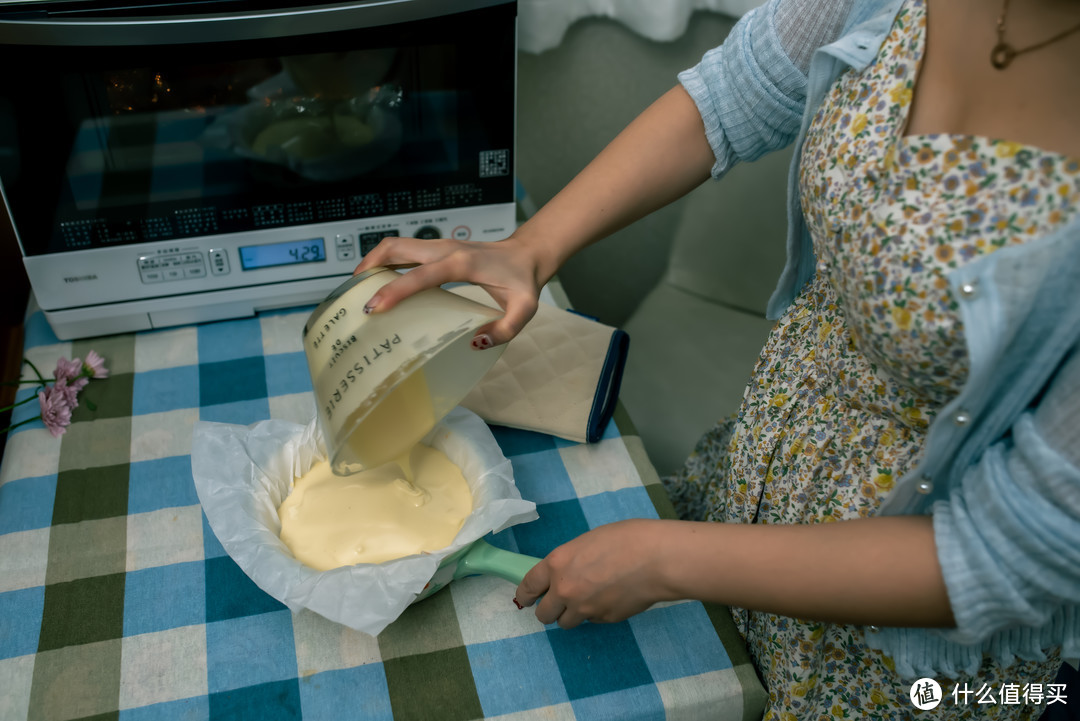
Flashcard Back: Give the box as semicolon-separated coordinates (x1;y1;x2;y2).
54;357;83;383
54;377;81;410
38;385;73;438
83;350;108;379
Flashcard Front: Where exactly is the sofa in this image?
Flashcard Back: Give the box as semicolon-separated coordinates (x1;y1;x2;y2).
515;11;792;476
619;146;793;476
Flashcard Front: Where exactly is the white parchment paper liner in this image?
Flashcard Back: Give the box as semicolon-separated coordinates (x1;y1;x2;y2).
191;407;538;636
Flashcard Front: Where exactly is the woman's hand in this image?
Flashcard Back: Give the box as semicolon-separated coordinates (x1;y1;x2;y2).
514;516;956;630
514;519;675;628
353;234;551;348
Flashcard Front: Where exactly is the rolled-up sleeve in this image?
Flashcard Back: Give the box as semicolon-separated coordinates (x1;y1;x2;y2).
870;347;1080;677
677;0;809;178
937;345;1080;636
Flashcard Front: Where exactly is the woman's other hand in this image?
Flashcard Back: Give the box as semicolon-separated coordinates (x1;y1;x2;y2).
353;234;549;348
514;519;675;628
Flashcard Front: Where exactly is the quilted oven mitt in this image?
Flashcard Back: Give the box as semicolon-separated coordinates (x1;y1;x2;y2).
450;285;630;444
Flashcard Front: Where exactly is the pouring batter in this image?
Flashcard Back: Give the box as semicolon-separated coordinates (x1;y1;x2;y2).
278;443;472;570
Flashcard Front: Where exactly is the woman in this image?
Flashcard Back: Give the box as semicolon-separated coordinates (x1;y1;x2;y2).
355;0;1080;716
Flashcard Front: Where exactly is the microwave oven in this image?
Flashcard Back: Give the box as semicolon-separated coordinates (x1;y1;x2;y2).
0;0;517;340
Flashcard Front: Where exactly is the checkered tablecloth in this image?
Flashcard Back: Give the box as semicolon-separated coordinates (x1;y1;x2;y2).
0;302;767;721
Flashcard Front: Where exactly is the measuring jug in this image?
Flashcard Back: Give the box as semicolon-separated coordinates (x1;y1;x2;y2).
303;267;505;475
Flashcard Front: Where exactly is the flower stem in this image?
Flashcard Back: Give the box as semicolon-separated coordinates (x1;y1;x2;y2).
0;415;41;434
23;358;48;385
0;394;40;413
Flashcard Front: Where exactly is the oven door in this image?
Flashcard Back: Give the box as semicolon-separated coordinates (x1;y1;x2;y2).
0;0;517;337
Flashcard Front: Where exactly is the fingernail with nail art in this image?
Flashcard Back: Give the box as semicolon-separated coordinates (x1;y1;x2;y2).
512;597;523;610
471;334;492;350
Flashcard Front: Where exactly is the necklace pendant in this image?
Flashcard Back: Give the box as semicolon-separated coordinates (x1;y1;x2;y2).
990;42;1016;69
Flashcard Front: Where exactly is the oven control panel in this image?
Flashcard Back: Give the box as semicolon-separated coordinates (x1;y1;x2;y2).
132;227;481;289
130;214;493;286
21;203;515;340
21;203;515;322
137;251;208;283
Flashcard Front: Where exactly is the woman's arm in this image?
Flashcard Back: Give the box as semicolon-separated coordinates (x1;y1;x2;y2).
513;84;718;280
356;0;845;345
354;85;715;346
514;515;955;629
519;346;1080;634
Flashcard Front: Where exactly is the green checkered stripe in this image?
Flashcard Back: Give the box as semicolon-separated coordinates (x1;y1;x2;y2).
0;306;766;721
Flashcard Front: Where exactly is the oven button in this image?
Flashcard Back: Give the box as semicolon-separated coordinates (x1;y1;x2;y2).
185;266;206;278
138;256;164;284
359;232;381;255
414;225;441;240
164;267;184;281
359;231;399;255
208;249;230;276
335;234;357;262
452;226;471;241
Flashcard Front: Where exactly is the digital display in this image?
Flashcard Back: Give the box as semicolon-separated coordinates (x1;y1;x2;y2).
239;238;326;270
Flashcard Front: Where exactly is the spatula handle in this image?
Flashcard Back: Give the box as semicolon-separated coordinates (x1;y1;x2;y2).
455;538;541;585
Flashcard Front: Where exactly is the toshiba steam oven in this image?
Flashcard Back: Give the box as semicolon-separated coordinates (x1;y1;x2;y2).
0;0;517;339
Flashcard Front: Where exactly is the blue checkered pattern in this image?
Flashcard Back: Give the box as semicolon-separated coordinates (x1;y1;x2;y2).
0;300;765;720
67;110;237;212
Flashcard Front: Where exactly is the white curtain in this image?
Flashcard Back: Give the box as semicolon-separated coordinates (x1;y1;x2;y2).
517;0;759;54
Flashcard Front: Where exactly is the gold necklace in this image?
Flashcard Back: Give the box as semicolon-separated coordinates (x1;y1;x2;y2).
992;0;1080;69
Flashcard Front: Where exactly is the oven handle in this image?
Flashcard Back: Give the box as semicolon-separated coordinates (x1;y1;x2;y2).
0;0;513;46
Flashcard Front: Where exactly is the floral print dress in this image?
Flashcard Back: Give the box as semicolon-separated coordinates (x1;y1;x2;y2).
663;0;1080;718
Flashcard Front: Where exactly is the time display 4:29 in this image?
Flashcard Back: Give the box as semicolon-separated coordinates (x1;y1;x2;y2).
238;238;327;270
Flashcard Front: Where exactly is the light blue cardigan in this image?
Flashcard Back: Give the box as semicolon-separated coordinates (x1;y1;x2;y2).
679;0;1080;678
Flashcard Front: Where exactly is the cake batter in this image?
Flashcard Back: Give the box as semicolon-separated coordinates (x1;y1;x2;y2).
278;443;472;570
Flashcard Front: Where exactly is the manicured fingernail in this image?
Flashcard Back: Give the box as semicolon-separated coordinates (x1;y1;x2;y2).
512;597;523;610
471;334;492;350
363;299;377;314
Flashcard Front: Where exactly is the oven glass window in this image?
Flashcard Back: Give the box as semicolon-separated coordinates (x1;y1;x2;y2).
0;4;515;255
